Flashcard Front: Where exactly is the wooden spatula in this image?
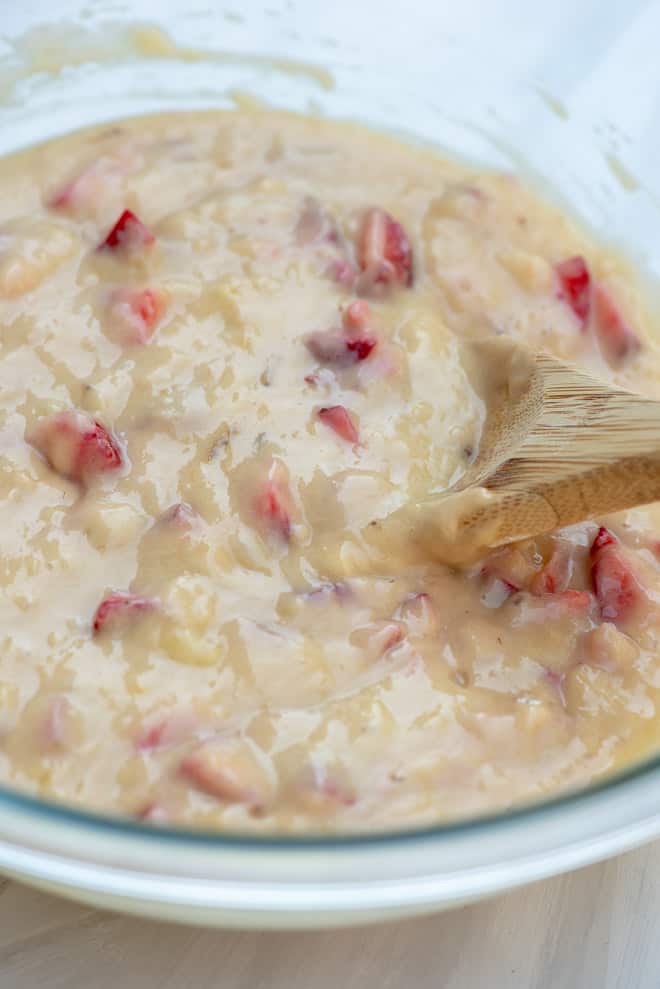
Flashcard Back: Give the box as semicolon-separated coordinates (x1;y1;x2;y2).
377;337;660;566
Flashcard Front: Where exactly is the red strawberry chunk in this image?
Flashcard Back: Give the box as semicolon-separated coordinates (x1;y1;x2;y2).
306;327;377;367
92;593;157;636
28;410;123;484
556;256;591;327
590;528;642;622
346;336;377;361
180;738;271;805
254;478;291;542
98;209;155;252
108;287;168;345
306;327;354;366
593;283;641;364
318;405;359;443
358;208;413;288
591;525;617;555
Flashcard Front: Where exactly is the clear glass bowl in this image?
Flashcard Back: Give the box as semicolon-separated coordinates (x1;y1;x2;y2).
1;0;660;927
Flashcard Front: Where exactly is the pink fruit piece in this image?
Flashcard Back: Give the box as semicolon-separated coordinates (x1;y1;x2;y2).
318;405;359;444
556;256;591;327
305;325;378;367
92;592;157;636
593;283;641;365
358;207;413;288
590;527;642;623
28;410;123;484
346;336;378;361
98;209;155;253
253;465;292;542
180;738;270;805
108;287;168;345
591;526;617;555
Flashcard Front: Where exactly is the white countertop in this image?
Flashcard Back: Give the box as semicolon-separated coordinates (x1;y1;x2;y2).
0;841;658;987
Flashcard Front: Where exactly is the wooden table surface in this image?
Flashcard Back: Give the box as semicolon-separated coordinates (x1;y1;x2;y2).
0;842;657;988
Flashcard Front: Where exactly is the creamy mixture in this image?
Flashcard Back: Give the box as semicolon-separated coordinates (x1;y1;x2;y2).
1;110;660;833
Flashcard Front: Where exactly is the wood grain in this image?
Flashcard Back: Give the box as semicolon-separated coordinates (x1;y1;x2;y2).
0;842;659;987
384;339;660;565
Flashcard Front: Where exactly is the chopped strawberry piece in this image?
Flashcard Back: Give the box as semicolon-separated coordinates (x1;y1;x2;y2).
108;287;168;345
92;592;156;636
28;410;123;484
346;336;377;361
358;208;413;288
180;738;271;805
306;327;378;367
98;209;155;253
590;529;642;623
593;283;641;364
306;327;353;366
253;463;293;542
556;256;591;327
591;526;617;555
318;405;359;443
343;300;372;333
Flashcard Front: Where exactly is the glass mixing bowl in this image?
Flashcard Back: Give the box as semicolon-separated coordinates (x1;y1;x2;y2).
1;0;660;927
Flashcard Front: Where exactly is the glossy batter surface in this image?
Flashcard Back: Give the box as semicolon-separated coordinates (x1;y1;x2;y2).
1;111;660;832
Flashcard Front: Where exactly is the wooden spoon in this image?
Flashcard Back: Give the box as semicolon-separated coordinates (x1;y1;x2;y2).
374;337;660;566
